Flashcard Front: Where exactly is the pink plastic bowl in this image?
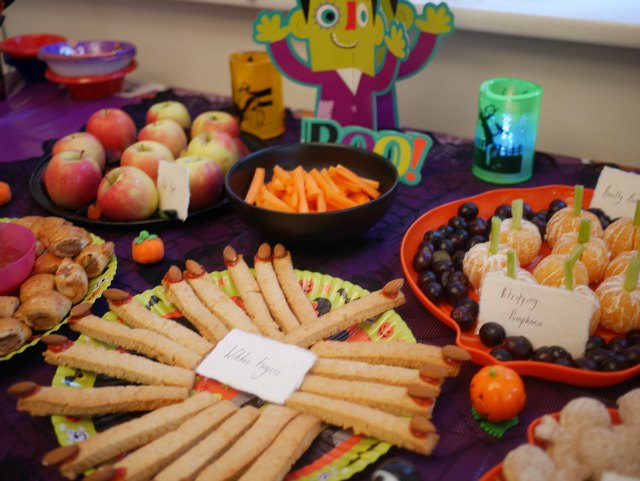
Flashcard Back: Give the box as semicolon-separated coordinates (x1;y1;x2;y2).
0;223;36;296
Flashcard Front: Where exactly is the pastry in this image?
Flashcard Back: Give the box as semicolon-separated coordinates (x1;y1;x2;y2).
41;223;92;258
285;392;439;455
11;382;189;416
194;405;299;481
32;252;64;275
310;341;469;378
107;400;238;481
74;241;115;278
0;296;20;318
11;215;44;230
236;414;322;481
162;266;229;344
48;392;218;480
309;358;442;395
0;317;31;356
184;260;259;334
15;290;71;331
155;406;258;481
28;216;69;239
55;258;89;304
104;288;213;357
272;244;318;325
283;279;406;348
253;243;301;334
300;374;435;417
69;304;202;369
223;246;283;339
42;335;196;388
19;273;56;303
502;444;557;481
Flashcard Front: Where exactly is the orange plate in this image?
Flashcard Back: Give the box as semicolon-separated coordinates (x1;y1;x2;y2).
400;185;640;387
479;408;620;481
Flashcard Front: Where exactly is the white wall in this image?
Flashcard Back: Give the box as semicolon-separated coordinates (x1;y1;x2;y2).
5;0;640;167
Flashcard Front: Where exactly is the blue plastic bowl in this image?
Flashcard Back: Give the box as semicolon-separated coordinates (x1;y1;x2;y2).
38;40;136;77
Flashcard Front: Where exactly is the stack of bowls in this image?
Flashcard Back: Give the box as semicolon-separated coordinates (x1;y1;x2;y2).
0;33;67;82
38;40;137;99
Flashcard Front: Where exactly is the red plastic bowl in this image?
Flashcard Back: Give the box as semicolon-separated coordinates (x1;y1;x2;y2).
0;223;36;296
0;33;67;59
45;60;137;100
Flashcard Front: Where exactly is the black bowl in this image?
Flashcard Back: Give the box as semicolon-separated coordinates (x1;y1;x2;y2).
225;143;398;245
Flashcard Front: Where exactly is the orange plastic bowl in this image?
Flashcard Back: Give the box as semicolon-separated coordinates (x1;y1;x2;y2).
0;223;36;295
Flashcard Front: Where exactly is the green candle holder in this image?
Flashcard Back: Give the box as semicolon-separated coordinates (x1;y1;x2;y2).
472;77;543;185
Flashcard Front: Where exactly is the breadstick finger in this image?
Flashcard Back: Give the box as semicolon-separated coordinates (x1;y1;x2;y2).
272;244;318;325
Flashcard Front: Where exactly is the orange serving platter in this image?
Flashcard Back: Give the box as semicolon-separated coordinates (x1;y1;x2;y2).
400;185;640;387
479;408;620;481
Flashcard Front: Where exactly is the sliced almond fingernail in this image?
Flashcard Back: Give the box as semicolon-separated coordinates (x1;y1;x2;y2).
223;245;238;263
185;260;206;276
41;334;68;345
410;416;436;435
419;364;449;379
42;444;79;466
407;384;438;399
273;244;287;259
442;345;471;362
70;303;92;319
103;288;130;301
382;279;404;296
83;465;116;481
7;381;37;396
256;243;271;260
164;265;183;283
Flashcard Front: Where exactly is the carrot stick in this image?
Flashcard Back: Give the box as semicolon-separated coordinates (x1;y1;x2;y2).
330;172;362;194
245;167;266;204
316;190;327;212
304;172;321;201
349;191;370;205
259;187;296;213
273;165;293;186
310;168;334;195
334;164;380;199
320;168;343;193
293;166;309;213
326;190;358;209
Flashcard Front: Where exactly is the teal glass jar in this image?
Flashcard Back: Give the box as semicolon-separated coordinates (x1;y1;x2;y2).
472;77;543;184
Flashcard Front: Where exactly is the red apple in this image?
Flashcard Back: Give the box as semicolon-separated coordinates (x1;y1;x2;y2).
138;119;188;158
86;108;137;160
121;140;175;181
96;166;158;221
43;150;103;210
186;131;240;174
175;156;224;210
52;132;106;171
191;111;240;139
146;100;191;129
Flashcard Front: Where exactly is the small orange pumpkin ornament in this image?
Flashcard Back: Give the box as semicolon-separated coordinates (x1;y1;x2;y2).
470;365;526;422
131;230;165;264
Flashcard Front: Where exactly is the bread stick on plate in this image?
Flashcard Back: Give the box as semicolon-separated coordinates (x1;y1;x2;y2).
253;244;300;334
272;244;318;325
162;266;229;344
283;280;405;348
223;246;283;339
105;289;213;358
184;260;259;335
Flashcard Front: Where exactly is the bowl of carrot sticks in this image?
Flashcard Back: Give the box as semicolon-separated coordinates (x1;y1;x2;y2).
225;143;398;244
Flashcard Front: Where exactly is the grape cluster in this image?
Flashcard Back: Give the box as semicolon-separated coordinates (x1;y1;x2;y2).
478;322;640;371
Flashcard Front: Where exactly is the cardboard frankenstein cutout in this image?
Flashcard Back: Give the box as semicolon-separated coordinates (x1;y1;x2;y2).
253;1;453;131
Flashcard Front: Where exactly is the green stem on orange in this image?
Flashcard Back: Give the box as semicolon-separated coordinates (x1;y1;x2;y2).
511;199;523;230
634;200;640;226
573;185;584;217
564;244;585;291
490;216;501;255
507;250;517;279
623;253;640;292
577;218;591;245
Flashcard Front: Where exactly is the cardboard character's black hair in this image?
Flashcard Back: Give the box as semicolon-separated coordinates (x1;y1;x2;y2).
300;0;383;22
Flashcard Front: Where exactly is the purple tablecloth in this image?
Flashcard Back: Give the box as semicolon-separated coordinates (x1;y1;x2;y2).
0;81;637;481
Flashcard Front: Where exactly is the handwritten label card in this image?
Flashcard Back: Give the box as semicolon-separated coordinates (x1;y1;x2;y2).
157;161;190;221
477;273;596;358
196;329;317;404
590;166;640;220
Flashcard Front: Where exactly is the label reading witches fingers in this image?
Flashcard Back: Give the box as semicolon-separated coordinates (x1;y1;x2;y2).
196;329;317;404
477;273;595;358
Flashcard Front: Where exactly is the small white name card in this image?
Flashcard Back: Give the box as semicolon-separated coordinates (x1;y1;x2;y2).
590;166;640;220
477;273;596;358
157;161;190;221
196;329;317;404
